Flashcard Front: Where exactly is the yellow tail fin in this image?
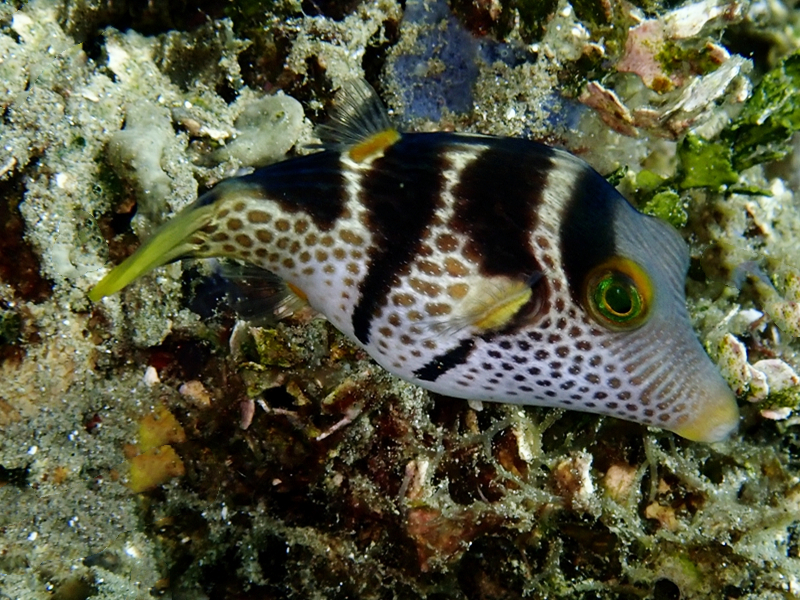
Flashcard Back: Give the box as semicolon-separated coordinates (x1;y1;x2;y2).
88;204;215;302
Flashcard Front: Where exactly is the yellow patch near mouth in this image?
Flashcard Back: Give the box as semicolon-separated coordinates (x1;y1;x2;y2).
348;128;401;163
671;388;739;442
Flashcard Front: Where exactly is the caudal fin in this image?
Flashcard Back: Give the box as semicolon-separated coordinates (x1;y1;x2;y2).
88;203;215;302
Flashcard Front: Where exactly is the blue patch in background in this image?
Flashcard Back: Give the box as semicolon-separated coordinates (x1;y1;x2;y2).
389;0;480;122
386;0;587;134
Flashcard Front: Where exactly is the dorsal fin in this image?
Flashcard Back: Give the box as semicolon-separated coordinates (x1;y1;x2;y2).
316;79;400;161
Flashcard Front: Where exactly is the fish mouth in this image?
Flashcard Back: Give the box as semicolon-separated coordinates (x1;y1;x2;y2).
669;380;739;442
648;324;739;442
603;313;739;443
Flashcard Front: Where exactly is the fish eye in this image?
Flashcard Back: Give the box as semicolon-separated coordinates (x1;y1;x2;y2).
584;257;652;330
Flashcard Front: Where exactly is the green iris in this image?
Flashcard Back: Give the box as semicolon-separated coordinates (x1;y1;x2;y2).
592;274;642;323
583;257;652;330
593;273;642;325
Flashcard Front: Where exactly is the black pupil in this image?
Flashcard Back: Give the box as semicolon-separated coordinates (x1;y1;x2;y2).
605;282;632;315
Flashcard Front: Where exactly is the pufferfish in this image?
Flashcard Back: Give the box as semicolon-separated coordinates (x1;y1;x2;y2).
89;80;739;442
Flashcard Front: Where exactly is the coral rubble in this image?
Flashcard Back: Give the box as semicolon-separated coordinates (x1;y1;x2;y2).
1;0;800;598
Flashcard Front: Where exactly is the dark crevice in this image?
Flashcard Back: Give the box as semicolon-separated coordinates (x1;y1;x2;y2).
215;80;239;104
239;29;295;94
59;1;228;42
362;18;402;92
0;165;53;302
0;464;31;488
81;33;105;63
300;0;364;21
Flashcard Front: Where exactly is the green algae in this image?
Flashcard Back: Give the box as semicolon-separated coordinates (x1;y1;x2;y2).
762;385;800;412
629;170;690;230
626;49;800;226
2;0;800;599
726;185;774;197
656;40;722;77
678;134;738;189
726;49;800;170
669;48;800;187
635;169;667;193
642;190;688;228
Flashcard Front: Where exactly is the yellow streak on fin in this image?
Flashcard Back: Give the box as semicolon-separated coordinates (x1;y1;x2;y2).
348;128;401;163
88;204;215;302
464;279;533;332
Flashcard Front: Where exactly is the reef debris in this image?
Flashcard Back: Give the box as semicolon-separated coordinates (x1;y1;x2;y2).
0;0;799;598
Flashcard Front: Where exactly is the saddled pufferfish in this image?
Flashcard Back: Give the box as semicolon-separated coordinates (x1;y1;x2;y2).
90;80;739;443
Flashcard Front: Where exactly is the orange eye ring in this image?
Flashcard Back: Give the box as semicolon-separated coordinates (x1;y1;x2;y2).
583;257;653;330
